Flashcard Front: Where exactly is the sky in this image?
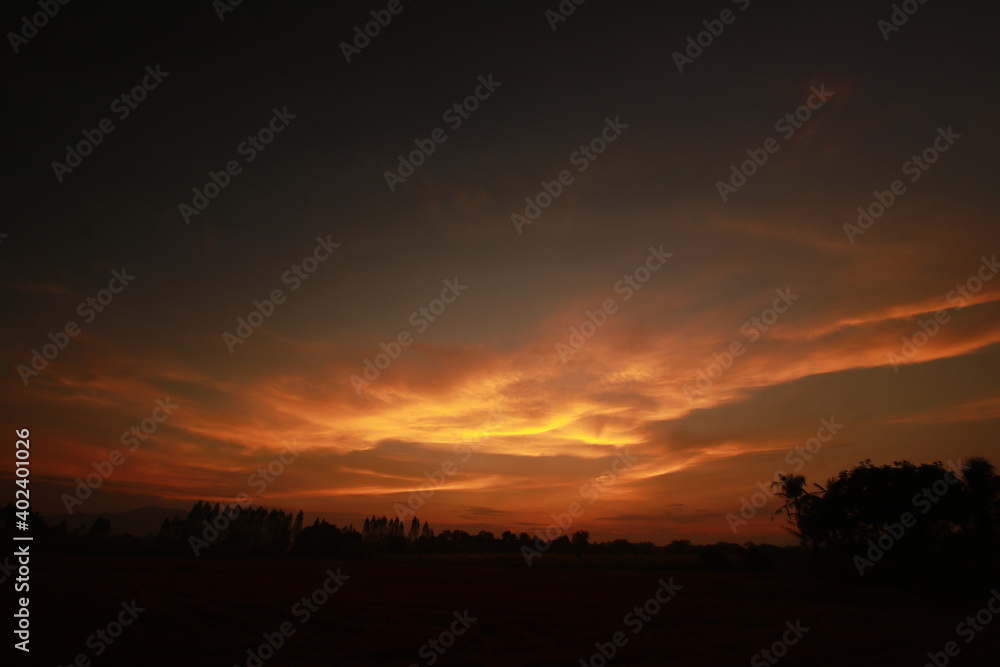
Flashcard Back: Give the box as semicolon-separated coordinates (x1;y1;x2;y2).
2;1;998;544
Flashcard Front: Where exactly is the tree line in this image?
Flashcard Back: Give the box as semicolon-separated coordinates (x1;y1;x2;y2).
770;456;999;588
2;455;995;588
0;500;781;569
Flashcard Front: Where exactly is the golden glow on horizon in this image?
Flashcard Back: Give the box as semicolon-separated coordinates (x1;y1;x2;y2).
14;251;999;544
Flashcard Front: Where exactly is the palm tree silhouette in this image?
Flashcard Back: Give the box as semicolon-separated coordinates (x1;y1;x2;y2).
772;473;810;548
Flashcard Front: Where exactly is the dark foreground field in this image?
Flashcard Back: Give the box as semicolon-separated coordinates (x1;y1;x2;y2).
24;555;1000;666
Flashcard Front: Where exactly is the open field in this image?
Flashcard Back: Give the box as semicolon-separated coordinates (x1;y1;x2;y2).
25;555;1000;666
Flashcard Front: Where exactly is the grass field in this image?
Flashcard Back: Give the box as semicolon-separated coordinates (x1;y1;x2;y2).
27;555;1000;666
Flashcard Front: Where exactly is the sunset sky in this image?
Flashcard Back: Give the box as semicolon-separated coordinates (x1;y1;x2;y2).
3;1;998;544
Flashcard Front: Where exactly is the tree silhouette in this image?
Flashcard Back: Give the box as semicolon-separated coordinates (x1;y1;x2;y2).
777;457;999;587
771;473;810;548
572;530;590;557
